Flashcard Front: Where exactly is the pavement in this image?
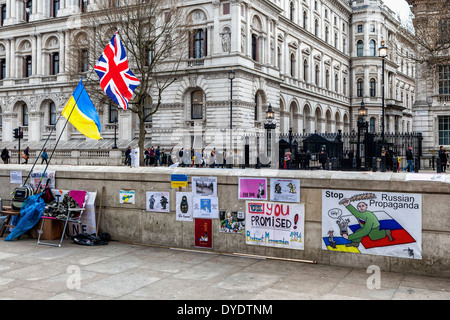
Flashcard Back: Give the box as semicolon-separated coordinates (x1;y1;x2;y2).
0;238;448;303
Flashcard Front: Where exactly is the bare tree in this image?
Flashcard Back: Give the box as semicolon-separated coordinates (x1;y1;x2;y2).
68;0;187;165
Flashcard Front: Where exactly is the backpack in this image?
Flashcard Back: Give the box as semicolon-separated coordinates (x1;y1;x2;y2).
11;185;34;211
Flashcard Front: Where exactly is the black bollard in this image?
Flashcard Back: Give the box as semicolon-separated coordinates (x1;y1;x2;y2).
393;157;398;172
437;157;441;173
372;157;377;172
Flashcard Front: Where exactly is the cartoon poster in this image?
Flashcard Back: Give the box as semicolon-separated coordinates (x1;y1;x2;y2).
146;192;169;213
219;210;245;234
119;190;135;204
193;196;219;219
270;178;300;203
195;218;213;248
192;176;217;196
238;177;267;200
176;192;193;221
245;201;304;250
322;190;422;259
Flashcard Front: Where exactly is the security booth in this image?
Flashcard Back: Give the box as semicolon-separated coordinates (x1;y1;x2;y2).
278;138;299;169
302;133;343;162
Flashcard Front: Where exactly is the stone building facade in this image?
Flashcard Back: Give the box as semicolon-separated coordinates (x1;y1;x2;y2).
0;0;416;159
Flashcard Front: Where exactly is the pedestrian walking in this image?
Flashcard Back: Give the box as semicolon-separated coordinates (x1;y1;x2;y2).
22;147;30;164
41;148;49;165
124;146;131;166
439;146;447;173
1;147;10;164
403;146;414;172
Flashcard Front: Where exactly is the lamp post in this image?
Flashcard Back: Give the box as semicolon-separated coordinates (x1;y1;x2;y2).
264;103;276;159
228;67;235;167
379;41;388;171
356;99;368;170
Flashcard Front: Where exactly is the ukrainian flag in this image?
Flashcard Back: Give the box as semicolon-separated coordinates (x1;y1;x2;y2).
62;80;102;140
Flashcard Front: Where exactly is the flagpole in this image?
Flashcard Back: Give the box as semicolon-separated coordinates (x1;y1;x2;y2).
33;74;95;192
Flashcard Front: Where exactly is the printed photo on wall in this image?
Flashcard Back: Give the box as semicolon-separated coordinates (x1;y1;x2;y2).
176;192;193;221
321;190;422;259
219;210;245;234
270;178;300;203
194;218;213;249
192;176;217;196
146;192;170;213
238;177;267;200
119;190;135;204
193;196;219;219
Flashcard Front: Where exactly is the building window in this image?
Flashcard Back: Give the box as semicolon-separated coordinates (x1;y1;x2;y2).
438;19;450;44
289;2;294;21
145;42;154;67
0;106;2;126
290;53;295;77
438;65;449;95
80;0;87;13
325;26;329;43
439;116;450;145
370;24;375;32
144;97;152;122
1;4;6;26
0;59;5;79
222;3;230;15
251;34;258;61
50;52;59;75
189;29;207;59
191;90;203;119
315;64;320;86
23;104;28;126
357;40;363;56
109;102;118;123
357;24;363;33
79;49;89;72
370;78;376;97
357;78;363;97
325;69;330;89
335;74;339;92
369;40;376;56
369;117;375;133
25;0;32;22
24;56;32;77
303;11;307;29
303;59;308;82
51;0;60;17
49;102;57;125
343;77;347;95
314;19;319;36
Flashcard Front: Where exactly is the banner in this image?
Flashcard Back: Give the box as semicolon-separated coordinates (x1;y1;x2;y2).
270;178;300;203
176;192;193;221
29;170;56;189
238;177;267;200
245;201;304;250
321;189;422;259
146;192;169;213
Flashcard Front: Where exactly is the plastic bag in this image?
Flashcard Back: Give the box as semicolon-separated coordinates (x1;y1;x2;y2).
5;194;46;241
71;232;111;246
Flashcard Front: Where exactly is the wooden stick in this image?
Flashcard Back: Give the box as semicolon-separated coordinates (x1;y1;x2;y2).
96;186;105;236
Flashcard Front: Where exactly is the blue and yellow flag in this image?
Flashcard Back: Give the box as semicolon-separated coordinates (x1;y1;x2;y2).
62;80;102;140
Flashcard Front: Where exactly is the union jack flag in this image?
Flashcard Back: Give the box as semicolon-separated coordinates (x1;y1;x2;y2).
94;31;140;110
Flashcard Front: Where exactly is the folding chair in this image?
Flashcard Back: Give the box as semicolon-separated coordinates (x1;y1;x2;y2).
37;190;88;247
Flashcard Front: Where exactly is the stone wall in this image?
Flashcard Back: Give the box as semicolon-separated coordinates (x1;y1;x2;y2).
0;164;449;277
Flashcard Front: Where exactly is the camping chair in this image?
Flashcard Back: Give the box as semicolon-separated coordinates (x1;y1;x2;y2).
37;190;88;247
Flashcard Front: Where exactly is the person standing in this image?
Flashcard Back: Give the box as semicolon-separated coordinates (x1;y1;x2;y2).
41;148;49;165
155;146;162;166
1;147;10;164
439;146;447;173
403;146;414;172
125;146;131;166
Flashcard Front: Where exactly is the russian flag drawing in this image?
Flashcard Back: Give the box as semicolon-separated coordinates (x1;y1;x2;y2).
62;80;102;140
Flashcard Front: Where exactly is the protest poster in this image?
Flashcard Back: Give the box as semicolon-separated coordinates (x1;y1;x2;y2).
238;177;267;200
219;210;245;234
321;189;422;259
193;196;219;219
270;178;300;203
29;169;56;189
176;192;193;221
192;176;217;196
245;201;304;250
119;190;135;204
194;218;212;248
146;192;169;213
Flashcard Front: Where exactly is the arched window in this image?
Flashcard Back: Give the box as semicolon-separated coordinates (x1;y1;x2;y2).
49;102;57;125
22;104;28;126
370;78;376;97
357;78;363;97
290;53;295;77
357;40;363;57
369;40;376;56
191;90;203;119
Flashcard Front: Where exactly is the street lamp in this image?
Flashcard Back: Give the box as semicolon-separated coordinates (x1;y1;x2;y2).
379;41;388;172
113;117;118;149
228;67;235;167
356;100;368;169
264;103;276;158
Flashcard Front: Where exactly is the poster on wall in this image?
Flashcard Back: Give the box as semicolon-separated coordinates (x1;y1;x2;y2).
245;201;305;250
146;192;169;213
51;189;97;236
321;189;422;259
238;177;267;200
193;196;219;219
219;210;245;234
270;178;300;203
176;192;193;221
131;148;140;167
194;218;213;248
29;170;56;189
192;176;217;196
10;171;22;184
119;190;135;204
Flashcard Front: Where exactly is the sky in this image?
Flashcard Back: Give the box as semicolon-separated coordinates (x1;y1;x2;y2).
382;0;413;24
